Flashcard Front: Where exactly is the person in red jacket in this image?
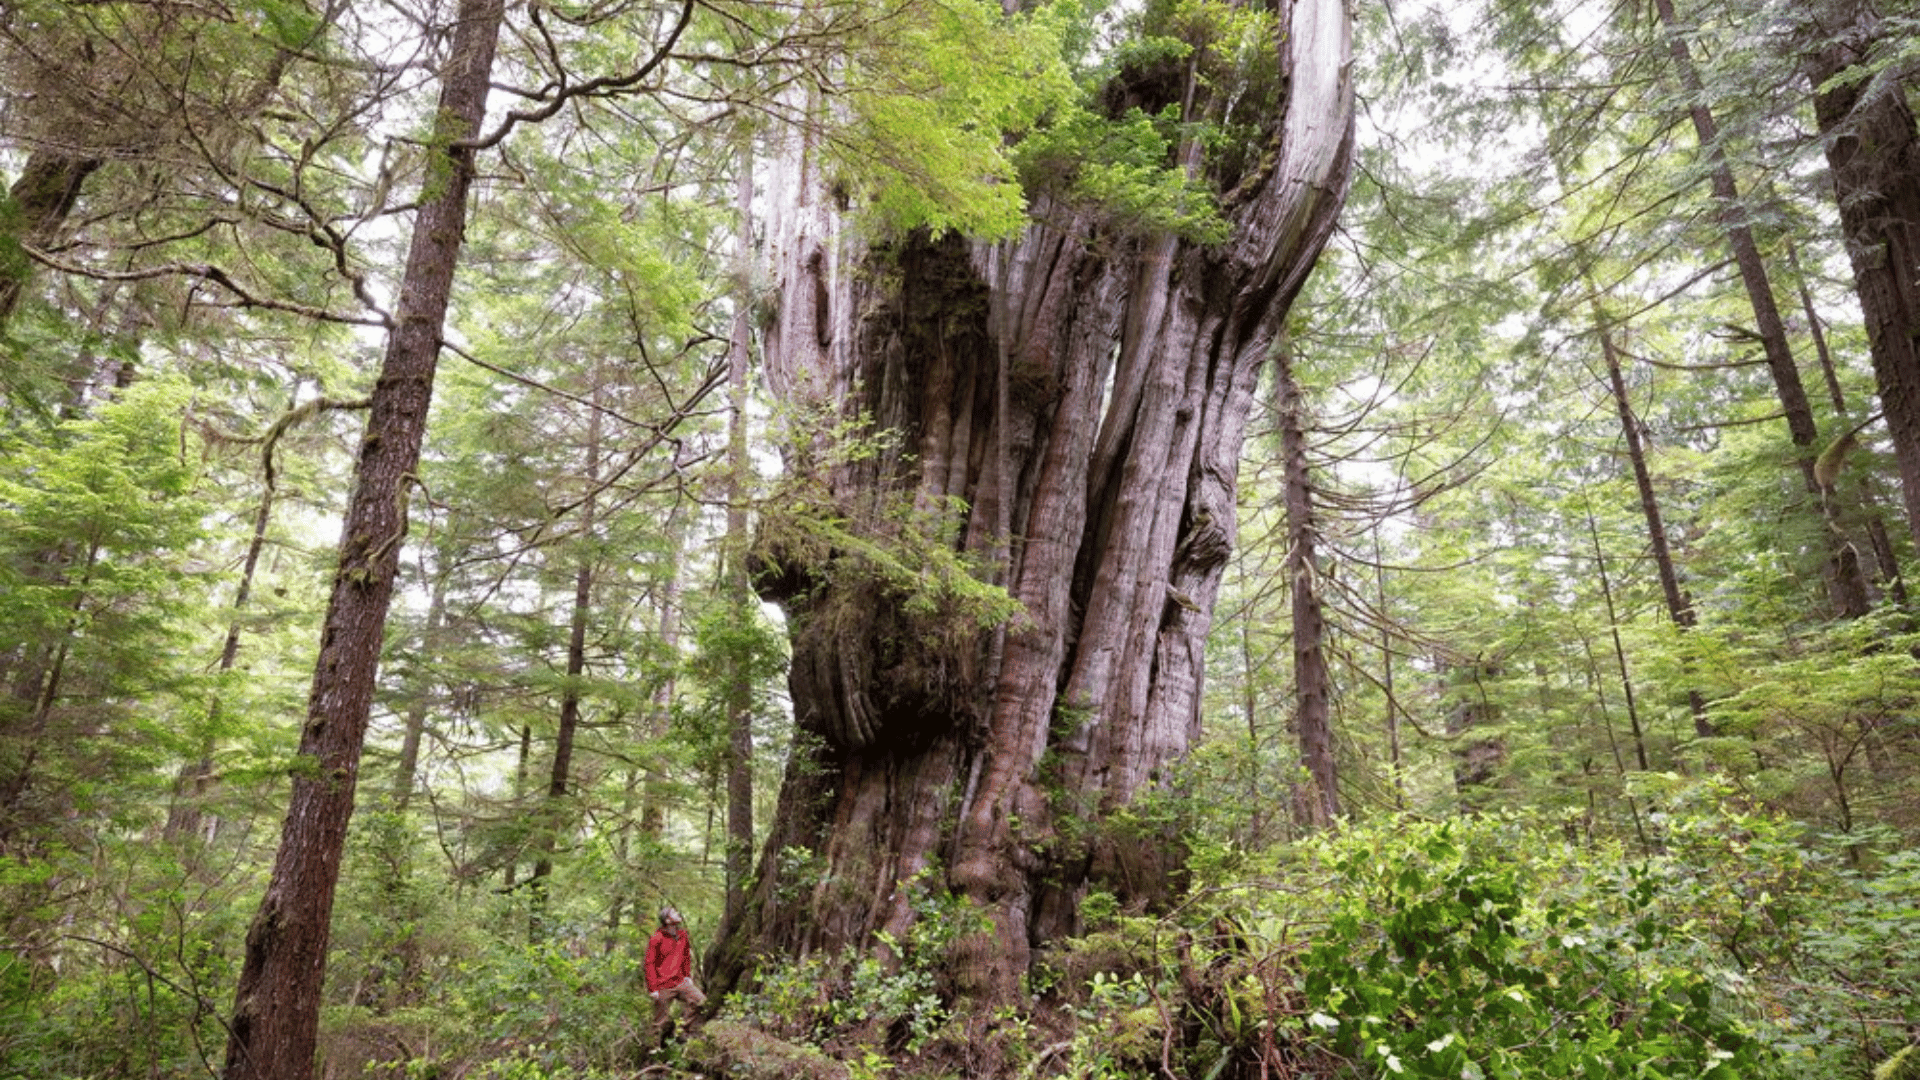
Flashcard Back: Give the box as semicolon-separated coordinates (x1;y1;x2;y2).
644;905;706;1047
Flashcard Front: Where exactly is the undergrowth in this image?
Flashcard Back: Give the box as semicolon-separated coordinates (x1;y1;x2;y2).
700;804;1915;1080
10;804;1912;1079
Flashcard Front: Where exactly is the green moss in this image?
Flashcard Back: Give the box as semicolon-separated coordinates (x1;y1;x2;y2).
689;1020;849;1080
1877;1045;1920;1080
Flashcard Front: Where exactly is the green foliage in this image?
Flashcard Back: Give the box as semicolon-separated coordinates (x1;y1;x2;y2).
1006;0;1288;244
754;408;1024;634
1879;1046;1920;1080
409;939;643;1076
462;1046;626;1080
1062;971;1164;1079
1758;839;1920;1076
0;375;217;844
819;0;1290;244
674;596;791;783
0;839;256;1080
0;374;203;554
1175;814;1789;1080
1012;106;1229;244
833;0;1076;240
729;869;986;1056
238;0;326;50
686;1019;849;1080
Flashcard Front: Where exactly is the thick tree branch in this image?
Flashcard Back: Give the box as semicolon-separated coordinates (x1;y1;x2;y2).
463;0;694;151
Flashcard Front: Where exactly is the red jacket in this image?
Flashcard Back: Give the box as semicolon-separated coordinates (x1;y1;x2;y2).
645;926;692;992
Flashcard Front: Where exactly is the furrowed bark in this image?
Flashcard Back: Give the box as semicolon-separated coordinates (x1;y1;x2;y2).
1803;5;1920;550
220;1;503;1075
717;0;1354;1010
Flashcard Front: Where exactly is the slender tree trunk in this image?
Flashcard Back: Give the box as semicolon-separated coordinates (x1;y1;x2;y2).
715;0;1354;1011
220;0;503;1074
392;569;449;811
1791;239;1908;604
1651;0;1814;447
169;391;369;843
530;396;601;938
1233;587;1267;839
165;480;277;846
1592;307;1714;737
1575;630;1650;851
0;542;99;850
641;509;686;843
721;145;756;934
1374;526;1405;811
0;288;139;849
1802;5;1920;551
1585;503;1652;772
1652;0;1871;615
505;723;532;893
1276;343;1337;828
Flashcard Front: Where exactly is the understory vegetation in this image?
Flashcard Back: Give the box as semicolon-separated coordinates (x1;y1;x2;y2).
9;802;1915;1079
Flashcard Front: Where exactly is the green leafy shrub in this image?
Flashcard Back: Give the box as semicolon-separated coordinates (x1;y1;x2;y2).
454;940;643;1069
1184;814;1784;1080
0;842;251;1080
728;869;987;1058
1760;839;1920;1077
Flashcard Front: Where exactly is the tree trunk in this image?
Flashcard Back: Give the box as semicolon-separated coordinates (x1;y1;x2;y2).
641;508;686;843
1792;238;1908;605
1444;655;1506;807
1374;525;1405;811
1593;309;1714;737
1584;504;1652;773
0;541;98;850
1651;0;1874;618
219;0;503;1075
529;387;603;937
1575;628;1650;851
392;568;449;811
164;478;276;847
1803;5;1920;551
722;145;756;934
0;289;139;851
505;723;532;893
1276;343;1337;828
0;152;101;329
714;0;1353;1010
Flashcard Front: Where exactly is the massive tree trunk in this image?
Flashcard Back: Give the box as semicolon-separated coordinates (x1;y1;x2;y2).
1802;5;1920;551
713;0;1353;1009
219;0;503;1075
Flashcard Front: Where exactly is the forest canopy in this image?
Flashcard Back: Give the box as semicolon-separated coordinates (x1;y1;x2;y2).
2;0;1918;1077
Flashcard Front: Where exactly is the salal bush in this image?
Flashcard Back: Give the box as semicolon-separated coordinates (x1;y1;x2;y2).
1184;813;1783;1080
